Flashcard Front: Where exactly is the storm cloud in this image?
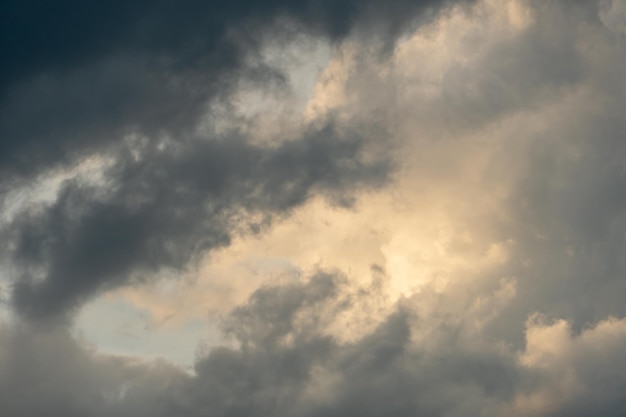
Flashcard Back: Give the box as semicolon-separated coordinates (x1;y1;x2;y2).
3;272;626;417
2;0;626;416
4;123;390;320
0;0;474;318
0;0;471;179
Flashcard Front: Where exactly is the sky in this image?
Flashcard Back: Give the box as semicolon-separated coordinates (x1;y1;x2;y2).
1;0;626;415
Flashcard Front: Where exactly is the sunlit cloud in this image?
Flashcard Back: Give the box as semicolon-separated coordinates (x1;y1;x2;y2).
2;0;626;415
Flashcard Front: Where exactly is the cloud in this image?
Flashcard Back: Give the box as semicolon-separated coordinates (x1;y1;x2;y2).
2;122;390;320
288;0;626;341
2;0;626;416
0;321;188;417
61;0;626;365
600;0;626;33
0;0;479;320
0;0;474;179
2;272;626;417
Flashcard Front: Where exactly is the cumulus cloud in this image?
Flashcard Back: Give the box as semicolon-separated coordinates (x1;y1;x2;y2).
2;0;626;415
0;0;473;179
1;0;476;318
2;122;391;320
3;273;626;417
288;0;626;341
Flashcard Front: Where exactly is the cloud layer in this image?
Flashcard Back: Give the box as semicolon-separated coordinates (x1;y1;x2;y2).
1;0;463;318
3;272;626;417
2;0;626;416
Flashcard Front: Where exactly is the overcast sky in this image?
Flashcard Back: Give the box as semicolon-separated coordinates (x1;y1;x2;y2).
2;0;626;416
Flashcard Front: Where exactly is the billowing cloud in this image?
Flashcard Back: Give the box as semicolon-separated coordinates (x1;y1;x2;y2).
3;273;626;417
281;0;626;341
1;0;626;416
2;122;390;320
1;0;476;318
0;0;473;179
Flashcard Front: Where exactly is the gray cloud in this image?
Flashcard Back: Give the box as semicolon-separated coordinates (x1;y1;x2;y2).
2;0;626;416
0;321;188;417
0;0;477;319
3;122;389;320
0;0;472;180
310;0;626;345
2;272;626;417
0;0;479;321
484;1;626;339
458;0;626;346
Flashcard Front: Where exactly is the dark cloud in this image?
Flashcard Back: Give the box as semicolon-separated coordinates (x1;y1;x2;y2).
0;0;472;179
0;321;188;417
2;1;626;416
0;0;475;320
0;0;437;87
3;122;389;320
2;272;626;417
